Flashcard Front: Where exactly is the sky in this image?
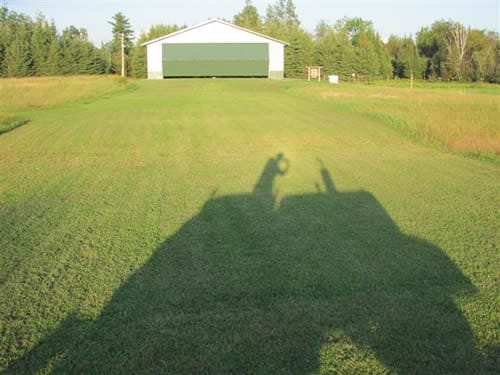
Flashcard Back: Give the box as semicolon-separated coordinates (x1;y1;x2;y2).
6;0;500;45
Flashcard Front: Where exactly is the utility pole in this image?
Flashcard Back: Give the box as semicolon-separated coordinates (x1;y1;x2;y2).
121;32;125;77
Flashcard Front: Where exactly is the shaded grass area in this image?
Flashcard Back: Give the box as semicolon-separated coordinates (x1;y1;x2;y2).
0;79;499;373
296;82;500;161
4;158;494;373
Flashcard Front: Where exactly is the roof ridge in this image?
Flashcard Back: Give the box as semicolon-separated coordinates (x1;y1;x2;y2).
141;19;287;46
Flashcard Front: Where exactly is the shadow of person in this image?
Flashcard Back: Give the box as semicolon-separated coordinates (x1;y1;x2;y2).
8;154;493;374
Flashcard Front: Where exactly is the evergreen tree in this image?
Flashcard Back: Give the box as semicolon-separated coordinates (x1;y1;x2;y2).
334;38;356;79
108;12;134;75
352;33;374;79
130;43;146;78
59;26;103;75
130;24;184;78
314;33;337;74
60;26;82;74
81;43;104;74
0;41;3;76
312;18;392;81
314;22;354;79
100;41;114;74
45;36;61;75
5;19;32;76
0;6;8;76
285;37;305;78
0;6;108;77
31;14;51;75
337;18;390;80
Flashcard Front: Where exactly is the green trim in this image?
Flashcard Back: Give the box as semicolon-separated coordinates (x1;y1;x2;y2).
269;71;284;80
162;43;269;77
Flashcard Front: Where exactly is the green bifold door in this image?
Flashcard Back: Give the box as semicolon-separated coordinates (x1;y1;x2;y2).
162;43;269;77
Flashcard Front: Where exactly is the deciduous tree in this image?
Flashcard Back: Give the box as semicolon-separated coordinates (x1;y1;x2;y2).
233;0;262;32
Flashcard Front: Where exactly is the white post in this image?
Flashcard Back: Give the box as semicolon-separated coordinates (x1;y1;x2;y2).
121;32;125;78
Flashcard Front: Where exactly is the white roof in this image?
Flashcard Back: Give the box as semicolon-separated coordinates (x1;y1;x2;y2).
141;19;288;47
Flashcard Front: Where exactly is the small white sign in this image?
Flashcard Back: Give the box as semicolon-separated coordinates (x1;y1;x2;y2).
329;75;339;84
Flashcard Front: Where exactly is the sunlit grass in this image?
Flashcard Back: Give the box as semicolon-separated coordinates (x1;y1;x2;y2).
0;75;132;133
297;81;500;160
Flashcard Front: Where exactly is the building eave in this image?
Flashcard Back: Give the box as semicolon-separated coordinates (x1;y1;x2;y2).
141;19;288;47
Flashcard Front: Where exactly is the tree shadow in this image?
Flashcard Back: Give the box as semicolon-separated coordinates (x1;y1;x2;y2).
7;154;495;373
0;117;30;135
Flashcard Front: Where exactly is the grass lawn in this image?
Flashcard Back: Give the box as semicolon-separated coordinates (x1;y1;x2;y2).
0;77;499;373
0;76;133;134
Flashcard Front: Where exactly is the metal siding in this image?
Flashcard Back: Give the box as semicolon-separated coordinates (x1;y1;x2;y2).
157;21;280;44
146;43;163;78
162;43;269;77
269;71;284;80
269;41;284;72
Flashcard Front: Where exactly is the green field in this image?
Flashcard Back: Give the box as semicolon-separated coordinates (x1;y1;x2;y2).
0;77;499;373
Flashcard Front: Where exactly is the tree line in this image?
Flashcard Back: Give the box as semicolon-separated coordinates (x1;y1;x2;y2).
0;1;498;82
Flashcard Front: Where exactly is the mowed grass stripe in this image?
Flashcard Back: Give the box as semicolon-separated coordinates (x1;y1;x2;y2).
0;78;498;373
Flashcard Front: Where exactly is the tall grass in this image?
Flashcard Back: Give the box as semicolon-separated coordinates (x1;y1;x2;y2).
298;82;500;160
0;75;132;133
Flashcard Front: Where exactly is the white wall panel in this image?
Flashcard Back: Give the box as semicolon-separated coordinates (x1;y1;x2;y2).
146;43;163;78
268;41;284;72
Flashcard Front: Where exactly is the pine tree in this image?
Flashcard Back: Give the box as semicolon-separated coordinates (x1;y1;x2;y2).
5;21;32;77
315;40;338;75
59;26;103;75
130;43;146;78
285;37;305;78
59;26;81;74
45;37;61;75
42;22;61;75
81;43;104;74
0;6;8;76
31;14;51;75
100;42;114;74
0;42;4;76
108;12;134;75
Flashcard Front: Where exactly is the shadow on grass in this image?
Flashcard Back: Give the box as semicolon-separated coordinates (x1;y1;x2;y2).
0;117;30;135
8;154;495;373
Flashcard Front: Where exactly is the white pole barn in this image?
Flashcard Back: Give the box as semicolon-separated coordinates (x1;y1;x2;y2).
141;19;287;80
